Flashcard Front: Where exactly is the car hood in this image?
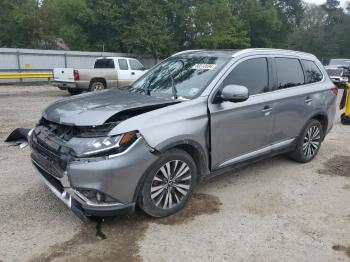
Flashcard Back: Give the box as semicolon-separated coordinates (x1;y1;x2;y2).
42;89;177;126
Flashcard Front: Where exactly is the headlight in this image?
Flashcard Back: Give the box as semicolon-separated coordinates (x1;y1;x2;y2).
67;131;139;157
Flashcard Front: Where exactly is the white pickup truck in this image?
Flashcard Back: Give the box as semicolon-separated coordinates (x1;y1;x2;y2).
52;57;147;95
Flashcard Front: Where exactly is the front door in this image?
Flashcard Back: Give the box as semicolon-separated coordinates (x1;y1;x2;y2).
209;57;275;169
129;59;146;81
117;58;133;87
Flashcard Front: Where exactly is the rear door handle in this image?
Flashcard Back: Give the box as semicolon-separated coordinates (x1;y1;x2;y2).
305;97;313;104
131;72;135;75
262;106;273;116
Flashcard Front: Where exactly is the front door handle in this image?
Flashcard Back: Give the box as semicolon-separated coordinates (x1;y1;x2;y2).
262;106;273;116
131;72;135;75
305;97;313;104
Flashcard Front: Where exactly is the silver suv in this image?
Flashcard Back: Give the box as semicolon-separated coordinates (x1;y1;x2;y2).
29;49;337;220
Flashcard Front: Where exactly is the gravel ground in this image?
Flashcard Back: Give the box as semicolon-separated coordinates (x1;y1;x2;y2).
0;85;350;262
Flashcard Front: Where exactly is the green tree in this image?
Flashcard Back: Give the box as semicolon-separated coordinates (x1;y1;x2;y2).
119;0;175;59
233;0;282;48
190;0;250;49
0;0;40;48
42;0;94;50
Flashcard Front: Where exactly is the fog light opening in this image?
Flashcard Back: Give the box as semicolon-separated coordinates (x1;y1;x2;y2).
75;189;120;205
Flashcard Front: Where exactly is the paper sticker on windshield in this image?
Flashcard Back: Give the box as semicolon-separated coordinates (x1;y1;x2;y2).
191;64;217;70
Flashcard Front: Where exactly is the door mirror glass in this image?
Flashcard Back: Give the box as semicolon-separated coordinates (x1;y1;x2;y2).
221;85;249;103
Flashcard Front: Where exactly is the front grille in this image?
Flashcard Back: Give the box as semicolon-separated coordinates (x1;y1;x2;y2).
39;118;116;139
40;118;76;141
31;125;71;178
33;161;64;193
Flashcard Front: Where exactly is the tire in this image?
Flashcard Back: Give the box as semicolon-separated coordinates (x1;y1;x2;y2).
341;113;350;125
289;119;324;163
89;81;106;92
138;149;197;218
67;88;82;95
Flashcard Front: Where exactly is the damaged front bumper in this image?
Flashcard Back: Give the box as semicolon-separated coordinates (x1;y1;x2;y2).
28;125;158;221
32;159;135;221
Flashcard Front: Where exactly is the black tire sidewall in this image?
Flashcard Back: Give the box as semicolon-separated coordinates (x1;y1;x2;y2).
294;119;323;163
138;149;197;218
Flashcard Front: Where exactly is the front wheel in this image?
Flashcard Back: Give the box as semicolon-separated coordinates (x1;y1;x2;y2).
289;119;323;163
138;149;197;218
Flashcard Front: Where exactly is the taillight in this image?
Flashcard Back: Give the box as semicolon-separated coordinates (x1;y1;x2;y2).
331;86;338;95
73;70;80;81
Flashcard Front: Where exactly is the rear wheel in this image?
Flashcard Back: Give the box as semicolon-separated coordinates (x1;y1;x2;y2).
289;119;323;163
138;149;197;218
67;88;82;95
89;81;106;92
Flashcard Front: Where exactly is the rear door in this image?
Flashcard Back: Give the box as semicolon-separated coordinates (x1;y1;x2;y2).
270;57;323;144
53;68;74;82
128;59;146;80
209;56;276;169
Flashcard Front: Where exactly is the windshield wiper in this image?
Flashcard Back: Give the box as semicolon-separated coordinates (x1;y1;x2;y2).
169;71;178;99
166;61;184;100
142;75;156;96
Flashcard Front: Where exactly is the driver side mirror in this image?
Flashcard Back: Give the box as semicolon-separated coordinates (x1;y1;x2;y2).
220;84;249;103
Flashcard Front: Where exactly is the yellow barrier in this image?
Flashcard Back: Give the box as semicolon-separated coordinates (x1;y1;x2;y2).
0;72;53;79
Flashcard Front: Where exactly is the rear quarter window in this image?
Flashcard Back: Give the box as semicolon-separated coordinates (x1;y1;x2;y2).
276;58;304;89
94;59;115;69
302;60;323;83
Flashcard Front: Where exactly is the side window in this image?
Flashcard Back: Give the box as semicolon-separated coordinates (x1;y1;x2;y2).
94;59;115;69
118;59;129;70
129;59;144;70
223;58;269;95
276;58;304;89
302;60;323;84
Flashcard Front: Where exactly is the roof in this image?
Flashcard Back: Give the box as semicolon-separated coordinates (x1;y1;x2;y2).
174;48;316;59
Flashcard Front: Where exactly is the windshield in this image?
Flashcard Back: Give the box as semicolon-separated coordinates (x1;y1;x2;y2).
326;68;343;76
329;59;350;67
128;56;230;99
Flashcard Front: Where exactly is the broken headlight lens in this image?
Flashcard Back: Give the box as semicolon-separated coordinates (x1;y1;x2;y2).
67;131;138;157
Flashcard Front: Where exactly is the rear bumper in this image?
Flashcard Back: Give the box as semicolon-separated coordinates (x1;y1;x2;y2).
32;160;135;221
51;81;77;90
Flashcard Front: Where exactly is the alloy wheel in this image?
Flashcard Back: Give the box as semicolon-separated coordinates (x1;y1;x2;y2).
150;160;192;209
302;125;321;159
92;82;105;91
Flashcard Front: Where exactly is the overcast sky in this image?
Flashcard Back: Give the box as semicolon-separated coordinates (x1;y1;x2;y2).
305;0;325;4
305;0;347;5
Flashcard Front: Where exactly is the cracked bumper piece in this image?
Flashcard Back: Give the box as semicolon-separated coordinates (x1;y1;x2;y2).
32;160;135;221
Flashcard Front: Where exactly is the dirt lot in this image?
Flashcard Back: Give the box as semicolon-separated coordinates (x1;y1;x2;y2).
0;85;350;262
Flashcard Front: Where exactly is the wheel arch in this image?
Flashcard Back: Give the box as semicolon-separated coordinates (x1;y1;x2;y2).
132;139;209;202
309;112;328;139
89;77;107;87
